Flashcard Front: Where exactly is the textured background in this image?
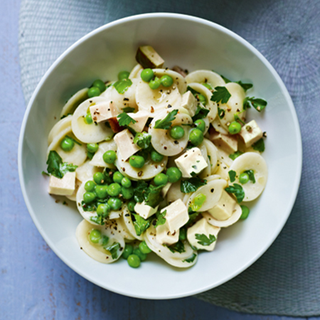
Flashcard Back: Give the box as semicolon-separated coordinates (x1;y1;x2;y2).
1;0;319;318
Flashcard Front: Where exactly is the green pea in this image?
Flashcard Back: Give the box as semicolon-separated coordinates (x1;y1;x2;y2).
118;71;130;80
88;87;101;98
196;93;207;105
169;126;185;140
92;79;106;93
84;180;95;192
108;197;123;211
103;150;117;164
83;192;96;204
127;254;141;268
191;193;206;211
160;75;173;87
60;137;74;152
189;128;204;146
166;167;182;183
240;205;250;220
239;172;250;184
194;119;206;132
202;83;213;90
95;185;108;199
85;113;93;124
139;241;152;254
129;155;145;168
179;228;186;241
141;68;154;82
113;171;124;184
121;177;132;188
96;203;110;217
149;77;161;90
89;229;101;243
150;150;164;163
154;173;168;186
107;183;122;197
133;248;147;261
122;244;133;259
122;186;134;200
228;121;242;135
93;172;105;185
127;200;136;212
87;143;99;153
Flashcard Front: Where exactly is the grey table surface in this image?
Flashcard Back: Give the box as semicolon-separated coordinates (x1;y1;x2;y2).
1;0;318;319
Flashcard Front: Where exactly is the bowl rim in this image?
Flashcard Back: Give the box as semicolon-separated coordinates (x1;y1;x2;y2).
18;12;303;299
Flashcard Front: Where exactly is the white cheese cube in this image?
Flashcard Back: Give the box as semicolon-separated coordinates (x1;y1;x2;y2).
128;111;149;132
175;147;208;178
114;129;140;160
48;172;76;196
161;182;172;197
187;218;220;251
89;101;117;123
239;120;263;147
209;132;238;154
156;223;179;245
181;91;197;117
134;201;158;219
161;199;188;233
207;190;236;221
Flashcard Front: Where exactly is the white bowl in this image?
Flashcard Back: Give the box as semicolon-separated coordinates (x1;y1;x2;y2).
18;13;302;299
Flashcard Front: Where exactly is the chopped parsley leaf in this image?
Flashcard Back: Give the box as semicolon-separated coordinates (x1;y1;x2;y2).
244;169;255;183
133;132;151;149
243;97;267;112
252;138;265;152
45;150;77;179
229;151;243;160
117;112;137;127
180;177;207;193
132;214;151;236
183;253;197;263
122;107;135;113
154;109;178;129
228;170;236;182
195;233;216;246
104;242;120;259
225;183;245;203
167;240;185;253
211;86;231;104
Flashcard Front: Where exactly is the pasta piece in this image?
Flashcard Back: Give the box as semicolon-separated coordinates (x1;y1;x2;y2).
48;115;72;145
89;141;117;168
60;88;88;118
185;70;225;88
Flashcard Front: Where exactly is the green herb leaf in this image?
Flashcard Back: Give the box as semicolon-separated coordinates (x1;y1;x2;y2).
133;181;149;203
45;150;77;178
244;169;255;183
229;151;243;160
195;233;216;246
252;138;265;152
89;215;104;225
133;214;151;236
218;107;225;119
59;162;78;176
220;74;231;83
167;240;185;253
154;109;178;129
228;170;236;183
154;210;166;228
180;177;206;194
133;132;151;149
104;242;120;259
236;81;253;92
192;105;210;122
243;97;267;112
113;78;132;94
122;107;135;113
145;184;163;208
211;86;231;104
117;112;137;127
234;112;245;125
187;86;200;96
225;183;245;203
183;253;197;263
186;211;200;227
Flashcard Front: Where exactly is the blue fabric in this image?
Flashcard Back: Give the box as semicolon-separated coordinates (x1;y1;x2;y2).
18;0;320;315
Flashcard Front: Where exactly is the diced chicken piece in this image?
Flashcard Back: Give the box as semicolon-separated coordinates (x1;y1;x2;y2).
89;101;117;123
175;147;208;178
207;190;236;221
128;111;149;132
161;199;188;233
209;132;238;154
181;91;197;117
114;129;140;160
135;45;164;69
156;223;179;245
187;218;220;251
134;201;158;219
48;172;76;196
239;120;263;147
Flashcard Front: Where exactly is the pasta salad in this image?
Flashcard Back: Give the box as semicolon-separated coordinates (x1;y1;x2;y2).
44;45;268;268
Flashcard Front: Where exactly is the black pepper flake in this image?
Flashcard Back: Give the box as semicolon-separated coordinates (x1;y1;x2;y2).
138;171;143;177
263;131;267;138
174;140;179;144
123;98;129;101
164;146;167;150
